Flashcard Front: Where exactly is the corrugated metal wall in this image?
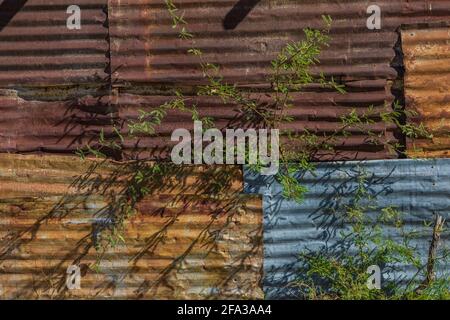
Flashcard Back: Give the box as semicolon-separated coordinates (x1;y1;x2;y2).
0;0;108;87
0;0;449;300
108;0;448;85
1;0;447;159
0;0;111;156
0;154;263;299
0;0;448;159
244;159;450;299
402;26;450;158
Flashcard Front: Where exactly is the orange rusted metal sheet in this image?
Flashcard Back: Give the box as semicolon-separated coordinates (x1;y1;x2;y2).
0;0;108;87
0;154;263;299
402;27;450;158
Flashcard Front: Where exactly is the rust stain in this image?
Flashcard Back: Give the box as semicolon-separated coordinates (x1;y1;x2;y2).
107;0;450;161
402;27;450;158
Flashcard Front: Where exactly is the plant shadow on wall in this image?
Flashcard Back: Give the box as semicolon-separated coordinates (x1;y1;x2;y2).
0;0;28;32
0;0;443;299
223;0;262;30
0;158;263;299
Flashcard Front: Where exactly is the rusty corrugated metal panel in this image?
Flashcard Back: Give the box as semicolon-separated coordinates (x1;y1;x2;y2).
0;91;113;154
0;154;263;299
0;0;108;87
0;88;398;160
107;0;450;161
116;92;398;161
244;159;450;299
402;27;450;158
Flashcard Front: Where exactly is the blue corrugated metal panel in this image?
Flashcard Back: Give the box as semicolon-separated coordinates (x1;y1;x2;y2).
244;159;450;299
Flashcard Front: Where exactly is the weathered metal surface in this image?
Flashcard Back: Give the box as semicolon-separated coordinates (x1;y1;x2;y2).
244;159;450;299
107;0;450;161
0;87;398;160
0;0;108;86
116;92;398;161
402;27;450;158
1;1;449;159
108;0;449;86
0;91;113;154
0;154;263;299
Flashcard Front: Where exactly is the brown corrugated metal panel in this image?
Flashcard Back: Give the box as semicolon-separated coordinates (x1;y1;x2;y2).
108;0;449;86
0;154;263;299
0;88;398;160
0;90;395;160
108;0;450;161
402;27;450;158
1;1;449;159
0;0;108;87
116;92;398;161
0;90;113;154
